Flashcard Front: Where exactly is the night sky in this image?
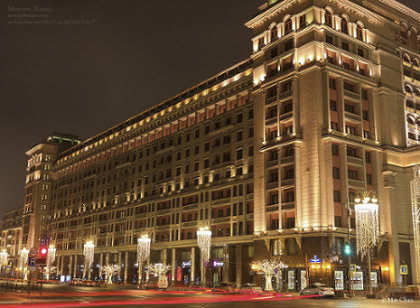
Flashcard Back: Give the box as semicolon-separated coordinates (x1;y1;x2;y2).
0;0;419;217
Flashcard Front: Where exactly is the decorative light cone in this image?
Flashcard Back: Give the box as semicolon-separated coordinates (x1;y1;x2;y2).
197;227;212;286
149;263;170;289
411;165;420;284
46;245;56;280
19;248;29;279
83;241;95;280
137;235;151;285
354;192;379;295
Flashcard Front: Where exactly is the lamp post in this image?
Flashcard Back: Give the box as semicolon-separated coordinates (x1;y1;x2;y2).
197;227;211;287
354;192;379;295
19;248;29;280
46;245;56;280
343;201;353;296
137;235;151;285
83;241;95;280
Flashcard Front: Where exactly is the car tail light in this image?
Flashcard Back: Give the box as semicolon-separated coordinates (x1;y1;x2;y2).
320;289;328;291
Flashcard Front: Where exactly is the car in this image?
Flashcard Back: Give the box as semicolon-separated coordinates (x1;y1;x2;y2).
300;283;335;297
69;278;83;286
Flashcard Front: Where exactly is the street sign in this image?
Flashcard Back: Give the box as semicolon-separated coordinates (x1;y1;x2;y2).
350;264;356;272
40;237;50;247
400;265;408;275
28;257;36;271
29;248;37;257
310;255;321;263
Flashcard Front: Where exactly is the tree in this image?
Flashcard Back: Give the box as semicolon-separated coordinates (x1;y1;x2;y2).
100;264;121;284
148;263;170;289
251;259;286;291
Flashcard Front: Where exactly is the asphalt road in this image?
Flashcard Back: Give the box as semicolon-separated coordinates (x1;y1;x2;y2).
0;285;417;308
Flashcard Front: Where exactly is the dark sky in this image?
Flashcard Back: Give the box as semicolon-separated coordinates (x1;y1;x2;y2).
0;0;419;217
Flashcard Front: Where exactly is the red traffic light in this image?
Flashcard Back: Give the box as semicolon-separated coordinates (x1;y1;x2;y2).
40;247;47;255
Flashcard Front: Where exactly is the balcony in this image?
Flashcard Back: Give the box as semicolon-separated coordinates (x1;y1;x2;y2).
347;156;363;165
348;179;365;188
343;89;360;100
212;217;230;224
182;221;198;228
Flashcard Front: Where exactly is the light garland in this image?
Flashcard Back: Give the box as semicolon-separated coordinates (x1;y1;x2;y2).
83;241;95;279
19;248;29;270
354;194;379;259
251;259;287;291
0;250;8;265
197;228;212;262
46;245;56;280
100;264;121;284
137;235;151;285
411;165;420;284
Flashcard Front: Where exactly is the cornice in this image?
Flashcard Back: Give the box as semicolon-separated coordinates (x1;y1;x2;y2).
375;0;420;24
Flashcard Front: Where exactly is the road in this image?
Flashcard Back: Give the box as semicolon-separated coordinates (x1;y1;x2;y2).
0;285;417;307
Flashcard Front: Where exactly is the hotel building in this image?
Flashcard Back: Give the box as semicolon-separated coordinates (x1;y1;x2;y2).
2;0;420;288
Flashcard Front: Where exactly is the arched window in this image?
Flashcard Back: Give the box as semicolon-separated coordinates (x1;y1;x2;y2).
325;10;332;27
403;54;411;63
285;18;293;34
271;26;278;40
413;59;419;67
400;24;408;45
341;18;348;34
409;28;418;50
407;117;415;125
405;84;412;94
356;24;364;40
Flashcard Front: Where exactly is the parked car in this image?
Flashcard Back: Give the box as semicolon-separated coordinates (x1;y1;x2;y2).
69;278;83;286
300;283;335;297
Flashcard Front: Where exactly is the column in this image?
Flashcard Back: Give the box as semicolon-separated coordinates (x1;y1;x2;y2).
146;258;150;282
235;245;242;288
190;247;195;284
99;253;103;279
69;255;73;279
124;252;128;283
171;248;176;285
118;252;122;280
73;255;78;278
223;245;230;283
59;255;64;277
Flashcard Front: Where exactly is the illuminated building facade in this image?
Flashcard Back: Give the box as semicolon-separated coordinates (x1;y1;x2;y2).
7;0;420;287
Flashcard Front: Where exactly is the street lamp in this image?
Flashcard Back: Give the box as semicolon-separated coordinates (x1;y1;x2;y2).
354;192;379;295
19;248;29;280
137;234;151;285
46;245;56;280
197;227;211;287
83;241;95;280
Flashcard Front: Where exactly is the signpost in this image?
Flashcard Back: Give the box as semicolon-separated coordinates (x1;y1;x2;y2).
310;255;321;264
350;264;356;272
400;265;408;276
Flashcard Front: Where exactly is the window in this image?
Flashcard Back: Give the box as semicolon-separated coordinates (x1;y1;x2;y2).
284;40;293;51
299;14;306;28
362;89;368;100
331;121;339;131
267;86;277;99
248;127;254;138
326;35;333;44
356;25;363;40
334;190;341;202
329;78;336;89
362;110;369;120
365;152;371;163
333;167;340;179
347;147;357;157
348;169;358;180
285;18;292;34
237;131;243;141
341;18;348;34
325;11;332;27
366;173;372;185
357;48;365;57
344;103;355;114
285;168;294;179
237;113;243;123
236;149;243;160
342;41;349;51
343;82;354;92
330;100;337;111
332;144;339;156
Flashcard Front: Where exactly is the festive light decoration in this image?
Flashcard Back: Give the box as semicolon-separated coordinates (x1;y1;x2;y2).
354;192;379;294
83;241;95;280
197;227;212;286
411;165;420;284
45;245;56;280
251;259;287;291
137;235;151;285
100;264;121;284
149;263;170;289
354;193;379;259
0;250;8;265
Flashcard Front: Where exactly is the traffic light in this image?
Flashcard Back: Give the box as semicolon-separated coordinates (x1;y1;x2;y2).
344;242;351;255
37;246;48;266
